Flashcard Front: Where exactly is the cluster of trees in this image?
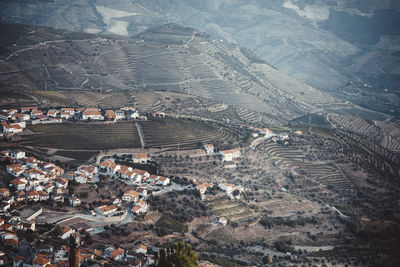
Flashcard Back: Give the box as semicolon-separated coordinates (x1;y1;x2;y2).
149;191;210;223
155;241;198;267
273;238;295;253
260;216;320;229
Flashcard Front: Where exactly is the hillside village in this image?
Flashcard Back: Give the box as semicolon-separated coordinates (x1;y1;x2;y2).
0;104;268;266
0;98;327;266
1;106;144;136
0;146;248;266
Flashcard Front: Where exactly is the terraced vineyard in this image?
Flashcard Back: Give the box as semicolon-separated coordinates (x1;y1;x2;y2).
21;121;141;150
374;120;400;152
132;91;161;112
0;23;353;126
329;114;400;153
209;198;254;223
236;108;281;126
31;90;75;106
140;118;238;150
264;141;352;189
63;90;134;108
336;130;400;176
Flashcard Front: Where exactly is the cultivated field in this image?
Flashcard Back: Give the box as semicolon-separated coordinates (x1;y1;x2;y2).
63;90;134;108
263;141;352;189
140;117;239;150
31;90;75;106
329;113;400;153
132;91;161;111
0;90;38;108
22;121;141;150
209;198;254;224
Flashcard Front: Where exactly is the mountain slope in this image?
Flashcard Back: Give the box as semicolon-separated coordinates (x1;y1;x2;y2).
1;0;399;115
0;23;347;124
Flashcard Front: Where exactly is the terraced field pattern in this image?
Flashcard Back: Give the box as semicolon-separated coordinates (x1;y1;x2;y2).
140;118;237;150
264;141;352;189
208;198;254;223
0;23;351;125
22;122;141;150
20;117;239;152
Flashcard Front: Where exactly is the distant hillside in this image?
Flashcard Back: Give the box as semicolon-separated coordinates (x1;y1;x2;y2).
0;23;347;125
1;0;399;115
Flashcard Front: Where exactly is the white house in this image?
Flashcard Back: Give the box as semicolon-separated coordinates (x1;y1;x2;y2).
95;205;118;216
132;169;150;182
197;183;213;198
38;190;49;201
114;110;125;120
131;205;142;215
77;165;98;178
11;178;27;191
156;176;170;186
13;113;30;121
0;231;18;240
126;110;139;119
123;171;137;181
60;112;71;119
27;191;40;202
136;187;147;197
8;166;25;177
75;175;88;184
46;109;59;117
203;144;214;154
218;217;228;226
133;153;150;163
122;190;139;203
135;244;147;255
82;110;103;120
61;108;75;115
2;123;23;134
55;178;68;189
60;227;74;240
9;150;25;159
220;148;241;161
69;197;81;207
218;183;236;194
25;157;38;168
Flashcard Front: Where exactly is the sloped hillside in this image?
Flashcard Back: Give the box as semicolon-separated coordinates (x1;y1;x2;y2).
0;23;346;124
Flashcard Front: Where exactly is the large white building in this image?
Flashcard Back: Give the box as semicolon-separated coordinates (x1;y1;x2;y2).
82;110;104;120
220;148;241;161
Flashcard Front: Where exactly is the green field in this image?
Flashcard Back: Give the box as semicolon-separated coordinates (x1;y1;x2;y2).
23;121;141;150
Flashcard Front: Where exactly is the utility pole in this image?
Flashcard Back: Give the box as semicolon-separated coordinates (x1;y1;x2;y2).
100;81;103;94
68;233;80;267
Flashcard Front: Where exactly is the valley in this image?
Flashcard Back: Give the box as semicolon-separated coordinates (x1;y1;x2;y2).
0;23;399;266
